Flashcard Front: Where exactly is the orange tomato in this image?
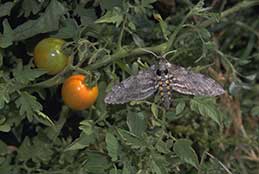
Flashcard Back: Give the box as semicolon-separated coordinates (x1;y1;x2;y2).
34;38;69;75
61;74;98;110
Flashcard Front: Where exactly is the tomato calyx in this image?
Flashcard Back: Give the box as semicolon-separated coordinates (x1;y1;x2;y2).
84;71;100;88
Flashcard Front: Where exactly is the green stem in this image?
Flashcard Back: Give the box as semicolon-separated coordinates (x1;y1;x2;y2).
201;0;259;27
85;43;167;71
117;16;127;49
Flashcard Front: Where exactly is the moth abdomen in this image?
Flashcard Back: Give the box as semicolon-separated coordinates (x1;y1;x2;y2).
158;76;173;109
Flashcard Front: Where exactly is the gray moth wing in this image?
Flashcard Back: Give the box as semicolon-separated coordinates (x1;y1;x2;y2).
104;65;158;104
169;63;225;96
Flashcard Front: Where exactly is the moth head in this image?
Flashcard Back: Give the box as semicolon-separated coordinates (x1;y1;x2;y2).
157;59;171;76
141;48;176;76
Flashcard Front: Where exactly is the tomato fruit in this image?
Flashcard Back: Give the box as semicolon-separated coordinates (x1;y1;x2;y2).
61;74;98;110
34;38;69;75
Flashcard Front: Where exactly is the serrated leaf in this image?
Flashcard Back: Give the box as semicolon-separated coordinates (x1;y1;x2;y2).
13;0;67;41
190;97;221;125
0;2;14;17
127;111;146;137
106;132;119;161
15;92;42;122
20;0;42;17
79;120;94;135
17;136;53;163
95;7;123;27
173;139;199;168
13;62;46;84
84;152;111;173
65;132;96;151
176;101;186;115
117;128;146;148
0;19;14;48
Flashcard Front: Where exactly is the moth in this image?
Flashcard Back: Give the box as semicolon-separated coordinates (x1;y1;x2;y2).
104;50;225;109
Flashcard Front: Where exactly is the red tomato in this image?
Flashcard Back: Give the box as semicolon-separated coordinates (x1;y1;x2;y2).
61;74;98;110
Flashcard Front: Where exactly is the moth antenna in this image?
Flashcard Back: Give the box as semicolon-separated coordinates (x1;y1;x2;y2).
162;50;177;58
141;48;160;59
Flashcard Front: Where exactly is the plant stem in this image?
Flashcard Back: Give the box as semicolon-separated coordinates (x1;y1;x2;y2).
85;43;167;71
201;0;259;27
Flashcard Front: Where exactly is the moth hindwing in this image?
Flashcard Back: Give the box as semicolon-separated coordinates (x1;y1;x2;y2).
104;56;224;109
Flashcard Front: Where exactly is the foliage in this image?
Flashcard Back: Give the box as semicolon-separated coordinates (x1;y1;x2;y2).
1;0;259;173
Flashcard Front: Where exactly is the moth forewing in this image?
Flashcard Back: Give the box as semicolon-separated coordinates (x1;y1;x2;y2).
104;66;158;104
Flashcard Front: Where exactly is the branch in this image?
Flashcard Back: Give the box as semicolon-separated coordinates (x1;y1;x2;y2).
201;0;259;27
85;43;167;71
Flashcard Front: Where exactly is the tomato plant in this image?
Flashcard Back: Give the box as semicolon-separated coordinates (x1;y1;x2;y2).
34;38;69;75
61;74;98;110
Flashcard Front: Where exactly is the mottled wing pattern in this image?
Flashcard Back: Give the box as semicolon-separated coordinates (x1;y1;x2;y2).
104;66;158;104
169;64;225;96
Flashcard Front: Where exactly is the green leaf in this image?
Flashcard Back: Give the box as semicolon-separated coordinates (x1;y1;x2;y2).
34;111;54;126
0;2;14;17
79;120;94;135
17;136;53;163
176;101;186;115
0;83;11;109
155;140;171;154
13;0;67;41
65;132;96;151
154;13;170;40
13;61;46;84
251;106;259;117
20;0;42;17
190;97;221;125
52;18;79;39
99;0;123;10
0;48;3;67
75;6;97;25
0;19;14;48
132;34;145;47
0;141;8;154
150;154;169;174
0;123;11;132
151;103;159;118
84;152;111;173
0;116;11;132
142;0;157;7
127;111;146;137
95;7;123;27
106;132;119;161
173;139;199;169
15;92;42;122
117;128;146;148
